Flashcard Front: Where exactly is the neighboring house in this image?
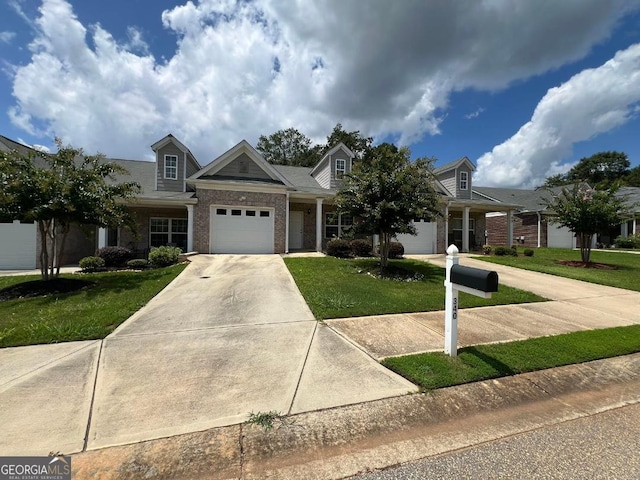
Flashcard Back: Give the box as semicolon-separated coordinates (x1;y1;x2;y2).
1;134;522;269
474;185;640;248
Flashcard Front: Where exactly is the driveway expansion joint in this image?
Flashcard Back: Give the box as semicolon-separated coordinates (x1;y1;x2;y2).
83;339;104;452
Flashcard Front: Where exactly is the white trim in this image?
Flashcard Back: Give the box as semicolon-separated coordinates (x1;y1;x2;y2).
316;198;323;252
164;155;178;180
190;179;288;194
335;158;346;179
151;134;189;153
285;191;290;253
126;197;198;206
183;151;187;192
324;212;353;239
98;228;108;249
459;171;468;191
187;205;194;252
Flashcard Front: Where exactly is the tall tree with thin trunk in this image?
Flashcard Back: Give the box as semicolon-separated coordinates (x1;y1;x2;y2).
335;143;441;268
542;184;632;263
0;139;140;280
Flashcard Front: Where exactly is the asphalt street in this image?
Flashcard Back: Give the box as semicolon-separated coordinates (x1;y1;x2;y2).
352;403;640;480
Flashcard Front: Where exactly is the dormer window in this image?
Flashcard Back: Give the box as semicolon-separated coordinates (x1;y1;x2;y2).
164;155;178;180
459;171;468;190
336;158;346;179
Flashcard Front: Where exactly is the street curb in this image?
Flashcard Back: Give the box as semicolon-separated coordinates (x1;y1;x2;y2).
72;353;640;479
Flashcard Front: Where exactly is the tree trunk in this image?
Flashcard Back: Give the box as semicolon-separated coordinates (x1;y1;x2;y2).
38;220;50;281
380;231;389;268
55;224;70;278
580;233;593;263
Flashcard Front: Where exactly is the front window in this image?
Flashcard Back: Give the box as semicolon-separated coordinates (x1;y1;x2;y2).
325;213;353;238
452;218;475;232
335;158;346;179
164;155;178;180
150;218;188;251
459;171;468;190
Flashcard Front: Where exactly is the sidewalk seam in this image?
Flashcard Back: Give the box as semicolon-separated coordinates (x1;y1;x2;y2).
82;339;104;452
238;423;245;480
287;322;318;415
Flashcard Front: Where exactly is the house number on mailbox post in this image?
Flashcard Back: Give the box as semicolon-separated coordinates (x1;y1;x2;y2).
443;245;498;357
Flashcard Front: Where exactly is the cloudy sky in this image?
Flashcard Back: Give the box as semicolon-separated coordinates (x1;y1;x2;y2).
1;0;639;188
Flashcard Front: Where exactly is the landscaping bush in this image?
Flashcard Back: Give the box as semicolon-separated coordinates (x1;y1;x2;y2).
350;239;373;257
127;259;149;269
482;244;492;255
509;247;518;256
96;246;133;268
79;256;105;272
615;234;640;249
326;238;351;258
388;242;405;259
494;246;508;256
148;246;182;267
524;248;534;257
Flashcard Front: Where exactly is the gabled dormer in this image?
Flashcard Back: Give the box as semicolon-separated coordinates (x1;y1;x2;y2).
189;140;292;189
434;156;475;200
310;143;355;190
151;134;201;192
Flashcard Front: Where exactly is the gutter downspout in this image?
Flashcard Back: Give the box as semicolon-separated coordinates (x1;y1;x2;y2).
536;211;541;248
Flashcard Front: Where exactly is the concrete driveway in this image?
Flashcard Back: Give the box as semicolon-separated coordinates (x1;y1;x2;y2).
1;255;415;454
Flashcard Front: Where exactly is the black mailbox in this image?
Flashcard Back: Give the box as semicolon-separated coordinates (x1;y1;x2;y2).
450;265;498;293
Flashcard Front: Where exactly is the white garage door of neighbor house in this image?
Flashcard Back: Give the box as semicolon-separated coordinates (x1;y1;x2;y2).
210;206;274;254
395;219;437;254
0;221;37;269
547;225;576;249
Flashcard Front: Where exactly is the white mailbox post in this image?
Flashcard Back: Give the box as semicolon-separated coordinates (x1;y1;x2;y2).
444;244;498;357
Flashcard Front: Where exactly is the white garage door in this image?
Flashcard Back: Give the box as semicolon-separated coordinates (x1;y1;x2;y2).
210;206;274;254
0;221;37;269
547;224;576;249
395;219;437;254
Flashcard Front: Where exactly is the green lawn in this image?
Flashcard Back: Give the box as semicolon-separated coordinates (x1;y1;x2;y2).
284;257;546;319
383;324;640;390
0;264;187;347
475;248;640;291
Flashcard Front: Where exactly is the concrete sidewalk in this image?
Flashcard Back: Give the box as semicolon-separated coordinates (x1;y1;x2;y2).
327;254;640;359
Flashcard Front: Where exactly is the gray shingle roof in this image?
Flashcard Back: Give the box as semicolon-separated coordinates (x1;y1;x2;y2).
472;187;554;212
272;165;336;195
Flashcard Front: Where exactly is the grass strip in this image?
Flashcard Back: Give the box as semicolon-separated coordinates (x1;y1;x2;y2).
0;264;187;347
475;248;640;291
382;324;640;390
284;257;546;319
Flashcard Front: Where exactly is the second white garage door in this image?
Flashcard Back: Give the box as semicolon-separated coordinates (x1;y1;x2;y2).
395;219;437;254
210;206;274;254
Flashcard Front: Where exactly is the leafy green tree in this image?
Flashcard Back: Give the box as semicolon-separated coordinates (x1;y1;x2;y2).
0;139;140;280
256;128;321;167
542;184;631;263
335;143;441;268
624;165;640;187
542;151;631;188
324;123;373;159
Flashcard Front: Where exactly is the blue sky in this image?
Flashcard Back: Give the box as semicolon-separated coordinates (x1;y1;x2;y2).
1;0;640;188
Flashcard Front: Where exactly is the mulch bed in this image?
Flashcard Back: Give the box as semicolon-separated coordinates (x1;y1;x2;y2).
556;260;617;270
0;278;95;301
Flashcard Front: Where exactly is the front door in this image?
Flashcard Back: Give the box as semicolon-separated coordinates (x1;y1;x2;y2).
289;211;304;250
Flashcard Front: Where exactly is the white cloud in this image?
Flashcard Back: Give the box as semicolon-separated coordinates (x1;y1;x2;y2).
6;0;640;162
0;31;17;44
464;107;485;120
474;43;640;188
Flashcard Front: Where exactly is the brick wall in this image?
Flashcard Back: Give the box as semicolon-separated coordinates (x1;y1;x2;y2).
485;213;547;248
193;188;287;253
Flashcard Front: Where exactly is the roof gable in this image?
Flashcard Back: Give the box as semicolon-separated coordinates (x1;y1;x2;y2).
434;156;476;175
310;142;355;176
191;140;292;186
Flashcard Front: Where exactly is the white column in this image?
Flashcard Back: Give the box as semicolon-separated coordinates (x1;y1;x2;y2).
507;210;514;247
633;218;637;235
444;205;449;253
462;206;470;252
285;192;290;253
316;198;323;252
98;227;107;249
444;244;460;357
621;221;629;238
536;211;542;248
186;204;194;252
